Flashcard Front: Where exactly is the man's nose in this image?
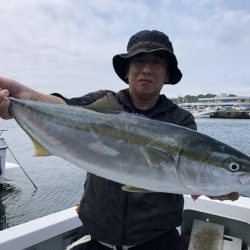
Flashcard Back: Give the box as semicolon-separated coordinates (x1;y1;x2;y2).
141;62;152;73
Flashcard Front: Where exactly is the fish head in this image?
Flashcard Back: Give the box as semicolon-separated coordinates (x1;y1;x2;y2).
177;145;250;196
208;147;250;192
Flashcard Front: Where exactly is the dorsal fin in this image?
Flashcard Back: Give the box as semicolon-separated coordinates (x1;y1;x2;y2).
84;92;125;112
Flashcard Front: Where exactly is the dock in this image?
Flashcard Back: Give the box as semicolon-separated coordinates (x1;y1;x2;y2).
210;110;250;119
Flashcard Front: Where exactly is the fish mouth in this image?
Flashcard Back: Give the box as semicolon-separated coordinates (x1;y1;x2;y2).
239;174;250;186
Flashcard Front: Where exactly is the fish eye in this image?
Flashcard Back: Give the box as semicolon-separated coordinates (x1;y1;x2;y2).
229;162;240;172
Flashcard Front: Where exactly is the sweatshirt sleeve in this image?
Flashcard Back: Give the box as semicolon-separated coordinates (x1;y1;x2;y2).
171;107;197;131
51;90;113;106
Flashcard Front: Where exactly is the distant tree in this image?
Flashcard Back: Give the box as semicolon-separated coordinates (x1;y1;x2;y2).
205;94;216;98
171;93;220;104
197;94;216;99
228;94;237;97
183;95;198;103
197;94;205;99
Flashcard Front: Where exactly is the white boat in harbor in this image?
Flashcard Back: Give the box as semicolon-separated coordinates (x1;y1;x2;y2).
0;195;249;250
192;109;215;118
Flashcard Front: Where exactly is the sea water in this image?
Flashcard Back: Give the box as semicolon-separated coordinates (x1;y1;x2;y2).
0;118;250;230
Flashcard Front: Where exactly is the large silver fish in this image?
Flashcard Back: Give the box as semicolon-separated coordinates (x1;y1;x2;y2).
9;94;250;196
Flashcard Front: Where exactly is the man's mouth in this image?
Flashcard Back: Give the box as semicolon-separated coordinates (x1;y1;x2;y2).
138;79;152;84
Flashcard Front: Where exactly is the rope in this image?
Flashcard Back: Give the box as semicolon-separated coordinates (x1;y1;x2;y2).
66;235;91;250
6;141;38;190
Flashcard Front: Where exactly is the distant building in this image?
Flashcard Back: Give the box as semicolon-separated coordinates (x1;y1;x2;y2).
198;94;250;107
180;94;250;109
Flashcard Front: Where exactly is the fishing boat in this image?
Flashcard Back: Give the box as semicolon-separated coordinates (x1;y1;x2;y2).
192;109;215;118
0;195;249;250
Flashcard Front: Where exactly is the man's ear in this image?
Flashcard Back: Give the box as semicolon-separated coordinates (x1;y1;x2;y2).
165;75;169;83
125;69;129;79
165;70;170;83
125;63;130;79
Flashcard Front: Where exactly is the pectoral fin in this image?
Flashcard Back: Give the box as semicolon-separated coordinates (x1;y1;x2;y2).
122;185;153;193
140;145;176;168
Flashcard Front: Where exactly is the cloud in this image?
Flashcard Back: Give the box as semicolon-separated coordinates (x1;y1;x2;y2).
0;0;249;97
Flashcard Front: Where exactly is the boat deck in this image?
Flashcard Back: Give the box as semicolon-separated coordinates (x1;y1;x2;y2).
0;196;249;250
211;110;250;119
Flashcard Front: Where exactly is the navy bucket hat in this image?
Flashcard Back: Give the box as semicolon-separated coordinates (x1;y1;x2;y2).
112;30;182;85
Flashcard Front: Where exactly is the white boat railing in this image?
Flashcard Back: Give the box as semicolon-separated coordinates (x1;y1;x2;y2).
0;207;82;250
184;195;250;224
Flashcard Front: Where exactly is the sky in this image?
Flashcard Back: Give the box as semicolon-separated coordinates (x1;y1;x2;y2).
0;0;250;98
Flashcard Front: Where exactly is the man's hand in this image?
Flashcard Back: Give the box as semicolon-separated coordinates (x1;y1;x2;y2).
0;76;26;120
0;88;12;119
191;192;239;201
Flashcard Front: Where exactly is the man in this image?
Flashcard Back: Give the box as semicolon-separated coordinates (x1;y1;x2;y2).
0;30;238;250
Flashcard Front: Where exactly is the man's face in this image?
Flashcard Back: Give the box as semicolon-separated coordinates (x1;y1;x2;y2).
127;53;169;100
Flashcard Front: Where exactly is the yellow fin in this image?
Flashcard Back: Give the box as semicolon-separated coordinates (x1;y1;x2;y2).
85;92;125;112
75;204;80;214
122;185;153;193
27;134;51;156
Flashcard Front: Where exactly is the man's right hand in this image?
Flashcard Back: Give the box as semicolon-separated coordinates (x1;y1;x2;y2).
0;88;12;119
0;76;30;120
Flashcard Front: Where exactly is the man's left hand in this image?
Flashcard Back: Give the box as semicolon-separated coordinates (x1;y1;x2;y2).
191;192;239;201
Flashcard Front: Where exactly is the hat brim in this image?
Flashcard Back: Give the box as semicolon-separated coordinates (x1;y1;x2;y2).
112;48;182;85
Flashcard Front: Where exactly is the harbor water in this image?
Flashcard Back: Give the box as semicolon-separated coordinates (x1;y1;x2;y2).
0;117;250;230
